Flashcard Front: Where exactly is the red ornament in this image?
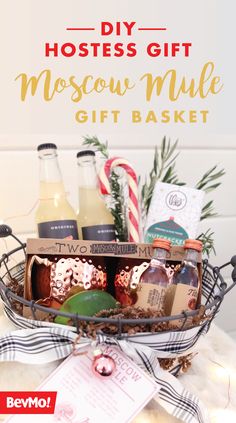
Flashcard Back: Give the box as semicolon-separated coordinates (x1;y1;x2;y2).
92;349;116;378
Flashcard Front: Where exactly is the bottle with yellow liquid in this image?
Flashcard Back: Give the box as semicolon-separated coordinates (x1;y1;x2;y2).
35;143;79;239
77;150;116;240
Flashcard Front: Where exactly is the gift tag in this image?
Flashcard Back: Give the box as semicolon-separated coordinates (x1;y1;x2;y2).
6;346;158;423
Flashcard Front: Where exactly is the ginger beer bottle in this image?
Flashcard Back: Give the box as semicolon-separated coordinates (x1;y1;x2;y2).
135;238;171;311
77;150;116;241
35;143;79;239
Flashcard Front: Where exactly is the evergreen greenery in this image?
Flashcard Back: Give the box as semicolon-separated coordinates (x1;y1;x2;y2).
83;135;225;256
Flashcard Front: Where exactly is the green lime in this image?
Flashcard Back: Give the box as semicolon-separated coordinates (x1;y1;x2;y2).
54;289;117;325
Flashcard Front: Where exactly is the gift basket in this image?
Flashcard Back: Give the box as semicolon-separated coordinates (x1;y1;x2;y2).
0;224;235;372
0;140;236;423
0;226;236;423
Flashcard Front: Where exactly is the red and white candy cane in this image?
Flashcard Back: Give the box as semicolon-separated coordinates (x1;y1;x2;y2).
99;157;140;242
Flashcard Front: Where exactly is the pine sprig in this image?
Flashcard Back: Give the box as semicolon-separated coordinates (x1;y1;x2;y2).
195;165;225;193
141;137;185;218
141;137;225;256
109;171;128;241
83;135;225;256
83;135;109;158
195;165;225;221
197;229;216;257
200;200;217;221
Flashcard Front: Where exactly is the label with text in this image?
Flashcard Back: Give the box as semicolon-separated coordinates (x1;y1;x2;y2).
38;220;78;239
5;347;157;423
135;282;166;310
165;283;199;327
82;224;116;241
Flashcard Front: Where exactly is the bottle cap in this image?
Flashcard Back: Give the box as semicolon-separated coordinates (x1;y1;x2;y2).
184;239;202;252
37;143;57;151
77;150;95;158
152;238;171;251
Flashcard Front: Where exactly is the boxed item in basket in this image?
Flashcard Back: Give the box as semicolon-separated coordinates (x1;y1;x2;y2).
24;238;202;326
144;182;204;245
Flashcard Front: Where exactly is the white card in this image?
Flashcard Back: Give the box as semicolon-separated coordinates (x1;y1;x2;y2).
145;182;204;245
6;346;158;423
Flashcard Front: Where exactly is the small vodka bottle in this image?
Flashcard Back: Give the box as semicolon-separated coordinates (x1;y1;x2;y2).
172;239;202;310
135;238;171;311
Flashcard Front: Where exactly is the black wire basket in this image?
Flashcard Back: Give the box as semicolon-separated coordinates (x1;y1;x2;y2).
0;225;236;376
0;224;235;333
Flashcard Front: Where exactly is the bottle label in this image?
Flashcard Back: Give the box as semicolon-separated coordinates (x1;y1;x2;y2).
38;220;79;239
135;283;167;311
165;283;199;327
82;224;116;241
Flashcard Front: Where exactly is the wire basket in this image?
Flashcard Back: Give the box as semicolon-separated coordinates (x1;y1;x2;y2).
0;224;236;374
1;223;236;331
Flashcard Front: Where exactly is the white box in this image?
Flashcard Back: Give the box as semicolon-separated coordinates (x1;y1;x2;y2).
144;182;204;245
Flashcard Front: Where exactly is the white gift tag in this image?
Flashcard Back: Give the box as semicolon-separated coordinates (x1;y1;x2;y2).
6;346;158;423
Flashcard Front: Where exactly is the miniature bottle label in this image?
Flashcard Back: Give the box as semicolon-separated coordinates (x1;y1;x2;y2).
38;220;79;239
135;283;167;310
165;283;199;328
82;224;116;241
169;283;198;313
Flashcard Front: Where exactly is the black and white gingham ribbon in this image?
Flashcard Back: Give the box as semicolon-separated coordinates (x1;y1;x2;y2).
0;301;209;423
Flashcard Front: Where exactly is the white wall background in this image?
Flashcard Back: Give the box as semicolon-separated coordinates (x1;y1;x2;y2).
0;0;235;337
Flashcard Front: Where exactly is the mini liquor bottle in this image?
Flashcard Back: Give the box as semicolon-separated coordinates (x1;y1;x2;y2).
135;238;171;311
172;239;202;310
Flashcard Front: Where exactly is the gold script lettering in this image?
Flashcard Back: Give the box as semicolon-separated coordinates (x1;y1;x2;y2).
15;69;135;103
15;69;53;101
141;62;223;102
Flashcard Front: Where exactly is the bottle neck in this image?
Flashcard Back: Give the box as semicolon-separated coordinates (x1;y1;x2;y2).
151;247;168;266
184;248;198;267
38;149;65;198
77;155;98;188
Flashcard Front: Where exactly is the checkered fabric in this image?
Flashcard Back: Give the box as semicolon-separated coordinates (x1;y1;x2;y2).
0;300;210;423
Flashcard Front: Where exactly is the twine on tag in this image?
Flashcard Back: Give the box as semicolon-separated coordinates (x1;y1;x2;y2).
72;330;97;356
72;331;87;356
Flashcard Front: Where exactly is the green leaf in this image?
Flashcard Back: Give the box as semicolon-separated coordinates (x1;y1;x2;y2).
140;137;185;217
195;166;225;192
197;229;216;257
83;135;109;158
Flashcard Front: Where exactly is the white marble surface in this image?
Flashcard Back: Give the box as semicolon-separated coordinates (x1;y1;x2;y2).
0;301;236;423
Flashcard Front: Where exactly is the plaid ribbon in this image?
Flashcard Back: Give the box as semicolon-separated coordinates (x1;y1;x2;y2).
0;301;209;423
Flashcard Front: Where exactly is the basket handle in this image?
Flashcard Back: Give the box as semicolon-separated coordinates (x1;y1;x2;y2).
0;224;26;256
231;256;236;282
0;224;12;238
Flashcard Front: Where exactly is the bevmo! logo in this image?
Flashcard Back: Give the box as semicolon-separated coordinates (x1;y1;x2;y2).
0;392;57;414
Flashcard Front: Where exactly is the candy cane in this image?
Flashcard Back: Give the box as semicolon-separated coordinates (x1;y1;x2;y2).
99;157;140;242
